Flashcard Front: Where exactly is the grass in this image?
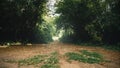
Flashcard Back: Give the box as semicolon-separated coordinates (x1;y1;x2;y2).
74;42;120;51
65;50;105;64
17;51;59;68
101;44;120;51
2;52;60;68
18;55;47;66
41;64;60;68
42;52;59;68
44;56;59;64
44;52;59;64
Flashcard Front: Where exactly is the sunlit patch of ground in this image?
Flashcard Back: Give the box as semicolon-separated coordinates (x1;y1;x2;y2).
0;42;120;68
0;46;9;48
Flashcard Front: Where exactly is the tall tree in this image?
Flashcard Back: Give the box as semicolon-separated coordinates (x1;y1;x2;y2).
56;0;120;44
56;0;101;42
0;0;50;43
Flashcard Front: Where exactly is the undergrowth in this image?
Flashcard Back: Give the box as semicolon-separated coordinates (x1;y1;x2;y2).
73;42;120;51
3;51;60;68
18;55;47;66
41;64;60;68
65;50;107;64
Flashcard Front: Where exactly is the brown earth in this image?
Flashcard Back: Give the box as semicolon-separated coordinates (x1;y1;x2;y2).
0;42;120;68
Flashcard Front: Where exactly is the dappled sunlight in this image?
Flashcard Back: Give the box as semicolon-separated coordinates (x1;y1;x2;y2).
0;42;33;47
0;46;9;48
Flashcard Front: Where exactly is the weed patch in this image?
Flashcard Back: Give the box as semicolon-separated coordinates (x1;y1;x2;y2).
18;55;47;66
101;45;120;51
44;56;59;64
41;64;60;68
65;50;106;64
17;51;59;68
43;52;59;68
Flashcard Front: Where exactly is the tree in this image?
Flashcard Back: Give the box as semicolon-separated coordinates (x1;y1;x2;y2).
56;0;101;43
56;0;120;44
0;0;53;44
102;0;120;44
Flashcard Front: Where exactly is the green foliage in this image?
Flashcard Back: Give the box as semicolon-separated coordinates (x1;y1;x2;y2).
81;50;103;59
56;0;120;45
65;50;105;64
56;0;98;42
45;56;59;64
34;22;53;43
44;52;59;64
41;52;59;68
101;44;120;51
73;42;120;51
41;64;59;68
0;0;54;44
18;55;47;66
17;52;59;68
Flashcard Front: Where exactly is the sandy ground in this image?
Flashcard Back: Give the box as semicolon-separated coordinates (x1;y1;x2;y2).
0;42;120;68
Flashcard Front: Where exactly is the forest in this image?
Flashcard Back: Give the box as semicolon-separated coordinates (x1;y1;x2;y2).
0;0;120;45
0;0;53;44
0;0;120;68
55;0;120;45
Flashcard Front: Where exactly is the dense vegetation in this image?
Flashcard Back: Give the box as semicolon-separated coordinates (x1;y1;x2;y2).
0;0;53;44
56;0;120;45
2;52;60;68
65;50;106;64
0;0;119;45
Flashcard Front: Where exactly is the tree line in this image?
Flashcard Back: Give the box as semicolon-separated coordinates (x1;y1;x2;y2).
0;0;53;44
0;0;119;45
55;0;120;45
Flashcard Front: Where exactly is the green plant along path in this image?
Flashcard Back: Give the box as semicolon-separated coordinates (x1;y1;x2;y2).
65;50;106;64
2;50;108;68
18;52;60;68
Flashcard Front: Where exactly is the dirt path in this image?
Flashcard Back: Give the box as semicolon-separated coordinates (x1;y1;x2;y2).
0;42;120;68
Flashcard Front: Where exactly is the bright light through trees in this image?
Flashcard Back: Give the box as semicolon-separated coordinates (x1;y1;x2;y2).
45;0;62;41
